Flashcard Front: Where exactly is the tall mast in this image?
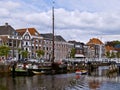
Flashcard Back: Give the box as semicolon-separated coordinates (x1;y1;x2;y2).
52;1;55;63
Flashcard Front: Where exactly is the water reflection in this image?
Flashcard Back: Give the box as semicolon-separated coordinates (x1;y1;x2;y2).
88;79;101;90
0;73;120;90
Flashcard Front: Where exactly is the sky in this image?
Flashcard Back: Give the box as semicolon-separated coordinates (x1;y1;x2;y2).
0;0;120;43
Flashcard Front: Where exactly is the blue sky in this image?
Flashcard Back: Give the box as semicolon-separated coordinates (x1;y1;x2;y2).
0;0;120;43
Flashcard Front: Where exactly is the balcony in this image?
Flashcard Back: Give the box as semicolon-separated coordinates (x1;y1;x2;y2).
8;35;22;40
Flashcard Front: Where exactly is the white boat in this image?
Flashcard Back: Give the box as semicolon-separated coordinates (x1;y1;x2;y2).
76;70;87;75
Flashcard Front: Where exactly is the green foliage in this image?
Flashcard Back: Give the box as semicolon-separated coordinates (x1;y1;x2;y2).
112;41;120;47
21;50;28;59
36;50;44;58
70;48;76;58
106;51;111;58
106;51;117;58
111;52;115;58
18;48;22;54
105;40;120;47
105;40;120;58
116;52;120;58
0;45;10;57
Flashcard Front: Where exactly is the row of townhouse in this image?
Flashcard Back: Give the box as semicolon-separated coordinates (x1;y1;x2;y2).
86;38;105;59
40;33;73;61
0;23;73;62
68;38;105;59
68;41;85;58
105;44;120;58
1;23;117;62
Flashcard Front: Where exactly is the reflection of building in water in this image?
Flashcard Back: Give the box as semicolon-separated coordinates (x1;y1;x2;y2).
89;79;101;89
98;66;109;76
88;75;120;83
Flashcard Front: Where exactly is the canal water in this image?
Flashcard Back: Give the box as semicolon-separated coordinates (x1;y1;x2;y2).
0;73;120;90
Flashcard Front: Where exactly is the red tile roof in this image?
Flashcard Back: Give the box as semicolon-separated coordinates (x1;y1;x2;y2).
105;45;114;52
16;28;40;36
87;38;103;45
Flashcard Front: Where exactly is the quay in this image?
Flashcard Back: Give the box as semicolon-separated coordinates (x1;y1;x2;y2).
0;63;11;76
0;60;68;76
0;58;120;76
63;58;120;76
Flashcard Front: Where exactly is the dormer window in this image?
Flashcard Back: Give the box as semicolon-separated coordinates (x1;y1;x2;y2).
25;36;29;39
24;33;30;39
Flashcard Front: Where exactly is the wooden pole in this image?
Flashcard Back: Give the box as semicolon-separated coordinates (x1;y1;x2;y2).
52;1;55;63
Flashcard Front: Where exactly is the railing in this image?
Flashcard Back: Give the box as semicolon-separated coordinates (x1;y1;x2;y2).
8;35;22;40
63;58;120;63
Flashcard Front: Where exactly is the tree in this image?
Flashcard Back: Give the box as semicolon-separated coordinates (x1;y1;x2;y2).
0;45;10;59
18;48;22;54
21;50;28;59
105;40;120;47
36;50;44;59
116;52;120;58
106;51;111;58
111;52;115;58
70;48;76;58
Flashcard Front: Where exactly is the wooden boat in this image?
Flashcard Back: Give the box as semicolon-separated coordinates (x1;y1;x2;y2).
11;68;34;76
32;71;45;75
28;67;52;75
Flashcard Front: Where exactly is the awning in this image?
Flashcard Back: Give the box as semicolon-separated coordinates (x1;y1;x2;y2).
75;54;85;58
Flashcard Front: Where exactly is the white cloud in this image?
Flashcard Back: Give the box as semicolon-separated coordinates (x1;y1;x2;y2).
56;0;120;12
0;0;120;43
101;35;120;43
0;8;9;17
0;1;20;19
0;1;20;10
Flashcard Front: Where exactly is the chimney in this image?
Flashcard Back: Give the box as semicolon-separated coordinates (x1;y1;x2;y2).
5;22;8;27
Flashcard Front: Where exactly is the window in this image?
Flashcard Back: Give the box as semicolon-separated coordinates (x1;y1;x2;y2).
47;47;48;50
13;40;16;47
43;47;45;50
26;42;28;45
24;33;30;40
26;48;28;51
9;39;12;46
25;36;29;39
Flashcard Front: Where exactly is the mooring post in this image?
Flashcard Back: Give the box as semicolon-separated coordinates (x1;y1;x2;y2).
87;61;91;76
12;62;15;78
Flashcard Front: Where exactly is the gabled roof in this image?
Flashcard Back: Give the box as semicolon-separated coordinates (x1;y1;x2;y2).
87;38;103;45
105;45;114;52
55;35;66;42
40;33;53;40
0;23;17;35
40;33;66;42
16;28;40;36
68;40;84;45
